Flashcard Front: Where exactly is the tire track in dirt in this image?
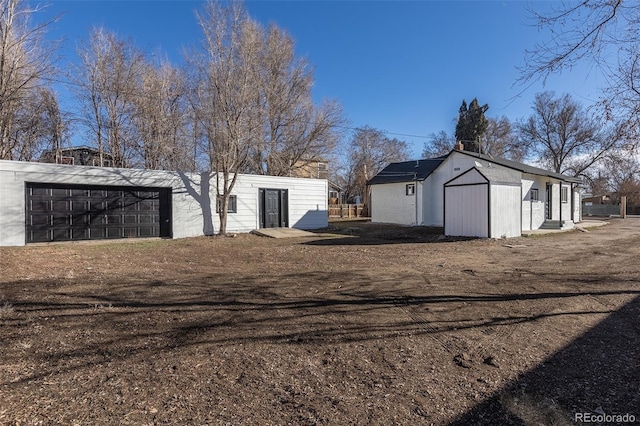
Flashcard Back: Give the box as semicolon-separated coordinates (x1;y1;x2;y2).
396;302;467;355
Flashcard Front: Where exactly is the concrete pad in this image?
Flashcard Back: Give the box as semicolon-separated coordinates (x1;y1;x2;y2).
522;220;609;236
251;228;318;239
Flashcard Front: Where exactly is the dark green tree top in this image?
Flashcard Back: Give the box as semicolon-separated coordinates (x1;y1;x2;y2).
455;98;489;152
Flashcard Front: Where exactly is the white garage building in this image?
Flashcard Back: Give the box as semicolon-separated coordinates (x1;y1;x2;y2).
0;160;328;246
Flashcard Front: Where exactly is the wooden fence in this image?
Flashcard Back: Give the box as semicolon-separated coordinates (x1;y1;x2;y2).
328;204;366;218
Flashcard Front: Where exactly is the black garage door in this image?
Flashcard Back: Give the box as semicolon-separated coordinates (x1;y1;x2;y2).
26;183;171;243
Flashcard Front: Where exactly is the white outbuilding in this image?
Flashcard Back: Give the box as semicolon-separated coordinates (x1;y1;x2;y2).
444;166;522;238
0;159;328;246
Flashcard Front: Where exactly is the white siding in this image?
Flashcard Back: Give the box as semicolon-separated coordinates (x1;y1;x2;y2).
559;183;573;224
371;181;421;225
521;175;546;231
445;184;489;238
573;189;582;222
422;152;509;226
0;160;327;246
490;185;521;238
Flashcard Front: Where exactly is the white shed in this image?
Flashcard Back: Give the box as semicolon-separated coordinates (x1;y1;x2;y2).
444;166;522;238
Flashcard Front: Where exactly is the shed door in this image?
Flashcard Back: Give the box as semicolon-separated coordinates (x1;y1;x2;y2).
259;188;288;228
444;184;489;238
25;183;171;243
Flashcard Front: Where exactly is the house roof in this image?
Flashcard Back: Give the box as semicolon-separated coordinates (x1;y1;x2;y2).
457;150;581;184
367;149;581;186
445;166;521;186
367;156;447;185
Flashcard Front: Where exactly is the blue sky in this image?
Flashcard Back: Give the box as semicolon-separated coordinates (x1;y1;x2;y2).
40;0;605;158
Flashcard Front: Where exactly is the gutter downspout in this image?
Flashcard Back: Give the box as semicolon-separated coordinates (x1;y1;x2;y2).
559;182;563;227
414;171;418;226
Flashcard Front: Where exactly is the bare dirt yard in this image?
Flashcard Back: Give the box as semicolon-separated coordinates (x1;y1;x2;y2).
1;218;639;425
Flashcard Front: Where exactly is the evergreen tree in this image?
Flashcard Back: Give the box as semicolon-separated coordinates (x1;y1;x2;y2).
454;98;489;152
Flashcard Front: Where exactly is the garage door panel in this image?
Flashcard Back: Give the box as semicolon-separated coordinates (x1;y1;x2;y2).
53;229;71;240
30;214;51;226
89;228;106;239
51;188;68;197
52;214;71;226
52;200;70;211
30;187;49;196
71;188;88;197
138;227;156;237
71;229;89;240
26;183;171;243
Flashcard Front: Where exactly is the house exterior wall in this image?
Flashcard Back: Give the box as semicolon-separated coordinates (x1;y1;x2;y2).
490;184;521;238
370;181;421;225
573;189;582;222
0;160;327;246
521;175;546;231
559;183;573;223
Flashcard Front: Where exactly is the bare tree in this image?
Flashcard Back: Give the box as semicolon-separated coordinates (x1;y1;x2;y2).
481;116;527;162
190;0;262;235
521;1;640;136
133;61;194;171
251;24;343;176
74;27;145;168
518;91;618;177
0;0;59;159
343;126;411;205
422;130;454;158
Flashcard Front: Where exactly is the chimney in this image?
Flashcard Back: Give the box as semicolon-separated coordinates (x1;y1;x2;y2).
454;141;464;151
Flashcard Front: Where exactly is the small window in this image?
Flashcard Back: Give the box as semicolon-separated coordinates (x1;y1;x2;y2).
93;158;111;167
406;184;415;196
530;188;539;201
216;195;237;213
561;187;569;203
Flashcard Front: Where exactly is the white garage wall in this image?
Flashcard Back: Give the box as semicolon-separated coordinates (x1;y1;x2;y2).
0;160;327;246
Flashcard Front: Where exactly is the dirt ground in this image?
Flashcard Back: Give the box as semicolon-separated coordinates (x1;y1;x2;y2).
1;218;639;425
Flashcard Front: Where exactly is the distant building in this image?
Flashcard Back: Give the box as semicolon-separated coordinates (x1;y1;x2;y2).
290;159;329;180
39;146;114;167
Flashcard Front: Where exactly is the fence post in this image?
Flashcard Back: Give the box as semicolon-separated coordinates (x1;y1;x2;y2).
621;196;627;219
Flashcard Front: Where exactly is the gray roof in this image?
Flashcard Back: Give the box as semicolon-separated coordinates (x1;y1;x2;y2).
367;156;447;185
477;166;521;184
458;150;581;184
367;150;581;186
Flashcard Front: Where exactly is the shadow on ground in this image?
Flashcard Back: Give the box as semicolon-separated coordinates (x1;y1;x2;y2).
450;295;640;425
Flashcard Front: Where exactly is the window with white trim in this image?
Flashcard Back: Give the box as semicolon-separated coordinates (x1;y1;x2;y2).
216;195;237;213
406;184;415;196
530;188;539;201
561;187;569;203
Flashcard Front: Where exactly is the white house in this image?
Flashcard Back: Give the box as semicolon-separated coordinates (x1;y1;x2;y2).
368;148;581;238
0;160;328;246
